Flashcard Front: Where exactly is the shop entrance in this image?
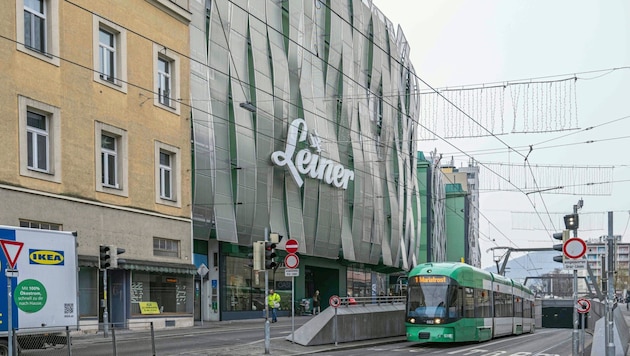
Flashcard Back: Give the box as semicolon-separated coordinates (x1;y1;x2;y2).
304;266;338;312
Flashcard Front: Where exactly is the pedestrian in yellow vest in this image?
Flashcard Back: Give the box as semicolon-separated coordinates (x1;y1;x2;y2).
268;289;281;322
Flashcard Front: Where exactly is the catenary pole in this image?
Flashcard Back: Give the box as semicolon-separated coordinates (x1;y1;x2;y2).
606;212;615;356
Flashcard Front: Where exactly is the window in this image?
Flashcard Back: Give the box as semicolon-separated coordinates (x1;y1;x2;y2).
153;237;180;258
101;134;118;188
24;0;46;52
16;0;60;65
26;110;49;172
95;122;128;196
159;151;172;199
93;16;127;92
98;28;116;82
153;44;180;113
79;268;98;317
155;141;181;206
158;57;171;106
19;219;61;230
131;271;192;315
19;96;61;182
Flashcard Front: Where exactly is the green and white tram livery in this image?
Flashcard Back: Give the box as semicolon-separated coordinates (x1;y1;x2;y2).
405;262;535;343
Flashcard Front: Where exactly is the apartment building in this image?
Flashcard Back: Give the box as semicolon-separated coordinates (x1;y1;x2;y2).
0;0;194;329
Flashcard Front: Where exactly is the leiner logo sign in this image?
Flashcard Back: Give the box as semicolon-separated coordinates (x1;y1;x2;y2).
271;119;354;189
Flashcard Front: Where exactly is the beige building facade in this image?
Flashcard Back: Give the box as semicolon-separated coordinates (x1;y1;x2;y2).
1;0;194;329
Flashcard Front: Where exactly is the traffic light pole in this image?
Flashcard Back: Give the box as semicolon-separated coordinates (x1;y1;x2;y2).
103;268;109;338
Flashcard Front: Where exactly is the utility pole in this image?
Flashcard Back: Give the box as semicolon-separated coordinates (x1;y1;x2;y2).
606;211;615;356
571;202;579;356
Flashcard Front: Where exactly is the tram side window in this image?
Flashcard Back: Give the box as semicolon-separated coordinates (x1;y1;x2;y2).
475;289;491;318
514;296;523;317
494;292;514;317
464;288;475;317
523;298;531;318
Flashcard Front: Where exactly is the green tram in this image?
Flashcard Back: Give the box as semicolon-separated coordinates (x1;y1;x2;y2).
405;262;535;343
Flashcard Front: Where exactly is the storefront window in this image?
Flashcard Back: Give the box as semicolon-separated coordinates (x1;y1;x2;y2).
131;272;193;315
79;267;98;317
346;267;387;298
224;256;293;311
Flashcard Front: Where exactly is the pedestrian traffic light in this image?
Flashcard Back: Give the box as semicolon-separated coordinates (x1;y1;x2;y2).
99;245;112;269
264;242;277;270
248;241;264;271
110;245;125;269
552;229;570;263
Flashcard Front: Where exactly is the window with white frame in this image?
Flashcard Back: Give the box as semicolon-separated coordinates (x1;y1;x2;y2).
159;150;172;199
153;237;179;258
153;44;180;113
16;0;60;65
158;57;171;106
98;28;116;83
154;141;181;206
18;96;61;182
101;134;118;188
93;16;127;93
26;110;49;172
24;0;46;52
95;122;128;196
20;219;61;230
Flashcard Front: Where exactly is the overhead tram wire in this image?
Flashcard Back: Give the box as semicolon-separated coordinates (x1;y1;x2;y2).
312;0;566;241
57;0;566;254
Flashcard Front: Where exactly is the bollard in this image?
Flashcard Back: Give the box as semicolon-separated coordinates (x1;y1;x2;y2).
151;322;156;356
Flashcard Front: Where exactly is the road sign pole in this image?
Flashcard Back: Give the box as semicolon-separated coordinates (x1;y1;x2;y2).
291;276;295;344
581;312;585;355
334;306;338;346
7;271;13;356
264;228;270;355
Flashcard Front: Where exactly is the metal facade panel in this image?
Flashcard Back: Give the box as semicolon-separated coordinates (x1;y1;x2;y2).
191;0;425;269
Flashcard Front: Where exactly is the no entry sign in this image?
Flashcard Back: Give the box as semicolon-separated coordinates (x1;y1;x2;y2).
285;239;299;253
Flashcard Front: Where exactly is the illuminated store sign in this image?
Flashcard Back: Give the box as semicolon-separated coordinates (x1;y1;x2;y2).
271;119;354;189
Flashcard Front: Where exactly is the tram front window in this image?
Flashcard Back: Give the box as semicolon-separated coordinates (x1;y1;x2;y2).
407;284;448;318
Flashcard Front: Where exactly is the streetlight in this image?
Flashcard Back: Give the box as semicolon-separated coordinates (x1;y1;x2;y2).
239;101;256;112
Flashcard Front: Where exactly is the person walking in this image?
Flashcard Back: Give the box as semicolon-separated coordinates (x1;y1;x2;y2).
312;290;321;315
268;289;281;322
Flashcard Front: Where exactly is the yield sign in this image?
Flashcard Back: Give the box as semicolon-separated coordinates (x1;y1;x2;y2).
0;239;24;269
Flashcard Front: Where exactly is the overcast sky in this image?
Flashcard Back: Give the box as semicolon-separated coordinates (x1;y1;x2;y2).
371;0;630;269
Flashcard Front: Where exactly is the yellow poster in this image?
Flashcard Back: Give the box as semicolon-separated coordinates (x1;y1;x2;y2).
139;302;161;314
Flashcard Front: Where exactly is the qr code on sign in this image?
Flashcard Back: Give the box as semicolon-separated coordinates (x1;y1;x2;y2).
64;303;74;316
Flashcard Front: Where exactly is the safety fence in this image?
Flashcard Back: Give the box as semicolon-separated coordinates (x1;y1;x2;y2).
4;321;158;356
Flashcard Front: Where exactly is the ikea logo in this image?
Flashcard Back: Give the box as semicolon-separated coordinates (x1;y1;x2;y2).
29;249;65;266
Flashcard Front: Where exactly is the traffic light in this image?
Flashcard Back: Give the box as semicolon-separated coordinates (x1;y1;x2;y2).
564;214;579;230
552;229;570;263
99;245;112;269
110;245;125;269
248;241;264;271
264;242;277;270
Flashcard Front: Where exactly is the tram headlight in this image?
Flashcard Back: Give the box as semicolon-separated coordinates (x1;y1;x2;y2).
434;318;442;324
409;317;416;324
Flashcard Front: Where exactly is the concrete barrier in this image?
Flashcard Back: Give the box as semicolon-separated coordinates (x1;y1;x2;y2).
286;304;405;346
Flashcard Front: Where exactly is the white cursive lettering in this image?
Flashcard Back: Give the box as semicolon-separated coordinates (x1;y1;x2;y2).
271;119;354;189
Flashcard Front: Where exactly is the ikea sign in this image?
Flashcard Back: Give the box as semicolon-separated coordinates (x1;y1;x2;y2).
29;249;65;266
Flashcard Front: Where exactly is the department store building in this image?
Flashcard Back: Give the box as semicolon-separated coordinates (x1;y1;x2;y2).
189;0;422;320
